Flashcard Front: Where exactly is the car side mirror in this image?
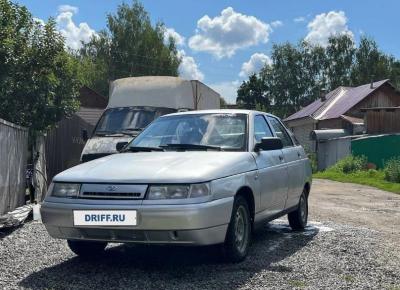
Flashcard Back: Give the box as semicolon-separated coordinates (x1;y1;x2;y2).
116;142;128;152
81;129;88;142
254;137;283;152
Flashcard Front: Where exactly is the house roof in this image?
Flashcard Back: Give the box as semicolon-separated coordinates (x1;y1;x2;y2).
284;79;390;122
75;107;104;126
340;115;364;125
79;86;107;109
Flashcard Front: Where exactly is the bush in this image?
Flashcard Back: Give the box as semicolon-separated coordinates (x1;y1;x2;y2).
367;169;379;178
384;157;400;183
329;155;367;174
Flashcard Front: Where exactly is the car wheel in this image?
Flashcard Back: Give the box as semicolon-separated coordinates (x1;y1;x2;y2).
67;240;107;258
223;195;251;263
288;190;308;230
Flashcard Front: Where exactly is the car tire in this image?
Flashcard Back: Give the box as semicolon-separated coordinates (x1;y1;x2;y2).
288;189;308;230
223;195;252;263
67;240;107;258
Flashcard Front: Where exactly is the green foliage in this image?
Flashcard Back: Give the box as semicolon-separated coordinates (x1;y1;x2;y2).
314;155;400;194
79;0;181;96
383;157;400;183
314;169;400;194
237;74;269;110
0;0;80;133
219;96;228;108
325;35;355;89
329;155;367;174
237;34;400;118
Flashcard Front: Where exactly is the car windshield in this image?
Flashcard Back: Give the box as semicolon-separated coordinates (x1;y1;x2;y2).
95;106;176;135
130;113;247;151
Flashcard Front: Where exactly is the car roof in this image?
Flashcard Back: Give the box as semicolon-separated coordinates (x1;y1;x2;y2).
162;109;278;118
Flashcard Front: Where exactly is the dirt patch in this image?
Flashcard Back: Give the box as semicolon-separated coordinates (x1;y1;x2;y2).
310;179;400;240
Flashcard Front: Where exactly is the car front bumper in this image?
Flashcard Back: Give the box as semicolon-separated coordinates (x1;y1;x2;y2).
41;197;233;246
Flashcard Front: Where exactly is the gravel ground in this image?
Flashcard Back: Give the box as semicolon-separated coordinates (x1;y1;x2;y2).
1;180;400;290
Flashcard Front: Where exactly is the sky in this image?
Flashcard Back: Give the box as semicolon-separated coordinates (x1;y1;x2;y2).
16;0;400;104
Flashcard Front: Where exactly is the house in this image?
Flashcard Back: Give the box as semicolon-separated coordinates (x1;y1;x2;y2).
45;86;107;183
284;80;400;152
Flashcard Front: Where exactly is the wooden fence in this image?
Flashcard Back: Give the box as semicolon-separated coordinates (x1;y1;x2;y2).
0;118;28;215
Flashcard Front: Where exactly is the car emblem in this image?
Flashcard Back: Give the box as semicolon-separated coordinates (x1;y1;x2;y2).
106;185;117;192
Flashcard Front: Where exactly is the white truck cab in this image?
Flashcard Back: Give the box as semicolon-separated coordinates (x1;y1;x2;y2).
81;76;220;162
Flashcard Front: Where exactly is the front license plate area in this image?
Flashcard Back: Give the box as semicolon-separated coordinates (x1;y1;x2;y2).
73;210;137;226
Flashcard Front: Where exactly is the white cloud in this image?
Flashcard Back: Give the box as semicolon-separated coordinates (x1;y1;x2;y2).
56;4;97;50
58;4;78;14
271;20;283;28
188;7;272;59
164;27;185;46
33;17;45;26
239;53;272;78
209;80;240;104
178;50;204;81
305;11;353;47
294;16;306;23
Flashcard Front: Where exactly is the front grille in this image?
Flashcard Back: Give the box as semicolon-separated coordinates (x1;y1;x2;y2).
60;227;146;241
81;191;142;199
79;184;148;200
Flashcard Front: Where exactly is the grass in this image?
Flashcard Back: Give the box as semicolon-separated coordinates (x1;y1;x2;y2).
314;169;400;194
289;280;307;288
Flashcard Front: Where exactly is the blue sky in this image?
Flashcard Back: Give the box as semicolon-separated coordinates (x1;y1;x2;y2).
16;0;400;103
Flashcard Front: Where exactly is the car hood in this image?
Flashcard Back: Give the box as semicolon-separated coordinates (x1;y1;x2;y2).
53;151;257;184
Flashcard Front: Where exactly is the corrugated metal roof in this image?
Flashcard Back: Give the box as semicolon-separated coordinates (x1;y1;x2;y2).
340;115;364;125
75;107;104;126
284;79;389;121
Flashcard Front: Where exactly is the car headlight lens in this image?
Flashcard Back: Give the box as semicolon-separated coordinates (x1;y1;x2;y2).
52;183;81;197
148;185;190;199
189;183;210;198
147;183;210;200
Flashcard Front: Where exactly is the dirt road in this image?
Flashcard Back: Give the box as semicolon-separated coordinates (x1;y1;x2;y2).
310;179;400;240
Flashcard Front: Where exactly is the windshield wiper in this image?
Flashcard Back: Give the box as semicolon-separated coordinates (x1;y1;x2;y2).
122;146;164;152
120;128;143;136
95;131;125;137
160;144;222;151
124;127;143;131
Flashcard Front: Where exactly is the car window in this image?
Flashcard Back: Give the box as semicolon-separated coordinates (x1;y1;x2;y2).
266;116;293;147
131;113;247;151
254;115;273;143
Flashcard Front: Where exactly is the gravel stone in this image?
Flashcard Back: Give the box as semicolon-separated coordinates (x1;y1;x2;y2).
1;218;399;290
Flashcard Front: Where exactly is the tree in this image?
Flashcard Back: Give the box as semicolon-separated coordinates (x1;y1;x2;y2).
325;35;355;90
350;36;393;86
237;74;269;110
237;34;400;118
80;1;181;96
0;0;80;133
264;42;326;117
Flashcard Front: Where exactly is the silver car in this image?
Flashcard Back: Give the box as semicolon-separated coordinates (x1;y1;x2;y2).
41;110;312;262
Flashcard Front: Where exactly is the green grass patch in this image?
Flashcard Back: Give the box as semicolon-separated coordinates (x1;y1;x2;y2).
314;170;400;194
289;280;307;288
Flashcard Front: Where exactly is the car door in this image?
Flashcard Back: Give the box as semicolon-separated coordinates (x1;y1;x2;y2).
252;115;289;217
267;116;305;209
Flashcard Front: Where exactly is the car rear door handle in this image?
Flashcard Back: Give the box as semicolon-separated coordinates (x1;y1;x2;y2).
297;152;301;158
279;155;284;162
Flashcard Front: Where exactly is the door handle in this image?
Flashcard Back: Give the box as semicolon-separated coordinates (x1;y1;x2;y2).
279;155;284;162
297;152;301;158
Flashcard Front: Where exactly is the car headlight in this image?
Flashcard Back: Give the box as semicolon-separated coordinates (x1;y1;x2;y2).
52;183;81;198
147;183;210;200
